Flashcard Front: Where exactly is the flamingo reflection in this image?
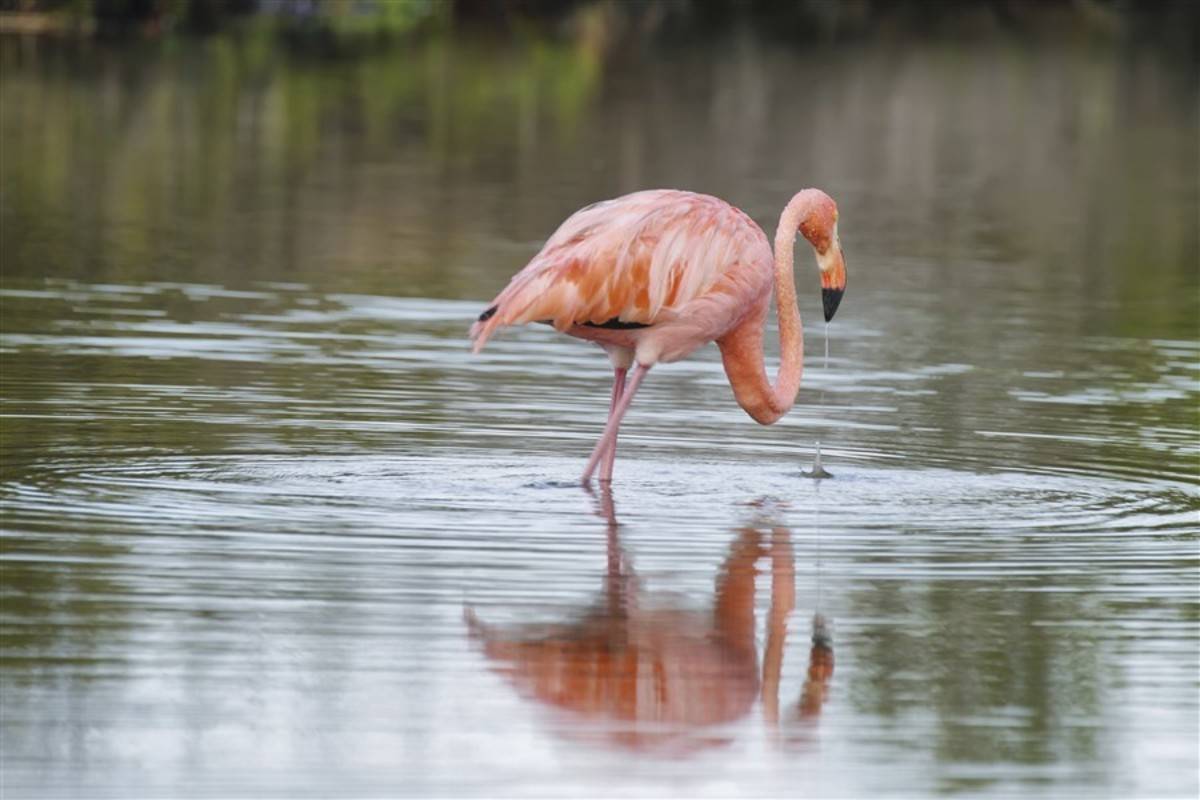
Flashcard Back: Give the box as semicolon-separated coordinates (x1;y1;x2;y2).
464;489;833;751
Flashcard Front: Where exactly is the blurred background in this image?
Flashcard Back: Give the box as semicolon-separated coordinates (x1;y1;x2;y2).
2;0;1197;310
1;1;1197;798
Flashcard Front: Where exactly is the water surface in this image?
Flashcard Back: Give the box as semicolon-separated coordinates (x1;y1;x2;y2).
1;28;1198;798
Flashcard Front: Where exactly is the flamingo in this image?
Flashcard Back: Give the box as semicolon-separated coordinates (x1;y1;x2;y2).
469;188;847;483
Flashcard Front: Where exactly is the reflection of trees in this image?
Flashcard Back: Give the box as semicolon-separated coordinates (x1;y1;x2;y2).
465;488;832;751
847;569;1105;788
1;26;1195;480
0;517;134;766
1;28;1193;314
0;32;604;296
0;528;130;668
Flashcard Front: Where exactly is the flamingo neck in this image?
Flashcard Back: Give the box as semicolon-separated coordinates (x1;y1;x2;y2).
717;192;817;425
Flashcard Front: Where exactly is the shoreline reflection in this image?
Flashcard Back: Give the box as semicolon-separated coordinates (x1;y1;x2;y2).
465;488;833;752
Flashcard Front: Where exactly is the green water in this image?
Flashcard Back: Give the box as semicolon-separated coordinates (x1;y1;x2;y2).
1;27;1197;798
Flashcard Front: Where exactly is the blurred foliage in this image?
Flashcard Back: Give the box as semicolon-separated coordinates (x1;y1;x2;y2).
0;0;1196;57
0;25;607;296
0;0;444;40
0;0;1195;335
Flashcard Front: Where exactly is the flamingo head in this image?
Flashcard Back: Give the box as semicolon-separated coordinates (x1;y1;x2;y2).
796;191;848;322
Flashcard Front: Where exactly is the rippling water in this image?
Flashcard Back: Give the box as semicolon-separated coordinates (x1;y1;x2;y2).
2;25;1198;799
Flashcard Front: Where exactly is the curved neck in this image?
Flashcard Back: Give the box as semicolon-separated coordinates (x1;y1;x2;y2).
717;192;818;425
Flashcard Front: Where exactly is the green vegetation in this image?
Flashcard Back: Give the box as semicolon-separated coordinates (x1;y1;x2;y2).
2;0;1198;53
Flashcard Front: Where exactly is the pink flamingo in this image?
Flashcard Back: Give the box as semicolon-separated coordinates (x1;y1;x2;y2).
470;189;847;483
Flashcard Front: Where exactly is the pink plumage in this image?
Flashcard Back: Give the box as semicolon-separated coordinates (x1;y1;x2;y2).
470;190;772;348
471;188;847;484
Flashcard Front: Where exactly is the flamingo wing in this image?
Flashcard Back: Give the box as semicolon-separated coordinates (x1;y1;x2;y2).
470;190;768;352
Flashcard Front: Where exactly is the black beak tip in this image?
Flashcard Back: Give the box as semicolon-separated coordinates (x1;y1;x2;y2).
822;287;844;323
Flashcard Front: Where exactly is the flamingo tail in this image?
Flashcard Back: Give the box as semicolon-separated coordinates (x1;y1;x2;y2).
469;303;503;353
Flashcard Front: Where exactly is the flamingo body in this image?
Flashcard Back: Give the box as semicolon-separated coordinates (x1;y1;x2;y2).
470;190;774;366
470;188;847;483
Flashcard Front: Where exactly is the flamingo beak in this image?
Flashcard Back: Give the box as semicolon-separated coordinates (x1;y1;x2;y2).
820;246;847;322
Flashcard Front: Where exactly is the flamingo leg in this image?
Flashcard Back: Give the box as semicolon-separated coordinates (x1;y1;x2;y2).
599;367;627;483
581;363;649;485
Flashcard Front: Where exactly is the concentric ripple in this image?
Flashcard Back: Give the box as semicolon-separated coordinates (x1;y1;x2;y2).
2;279;1197;799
